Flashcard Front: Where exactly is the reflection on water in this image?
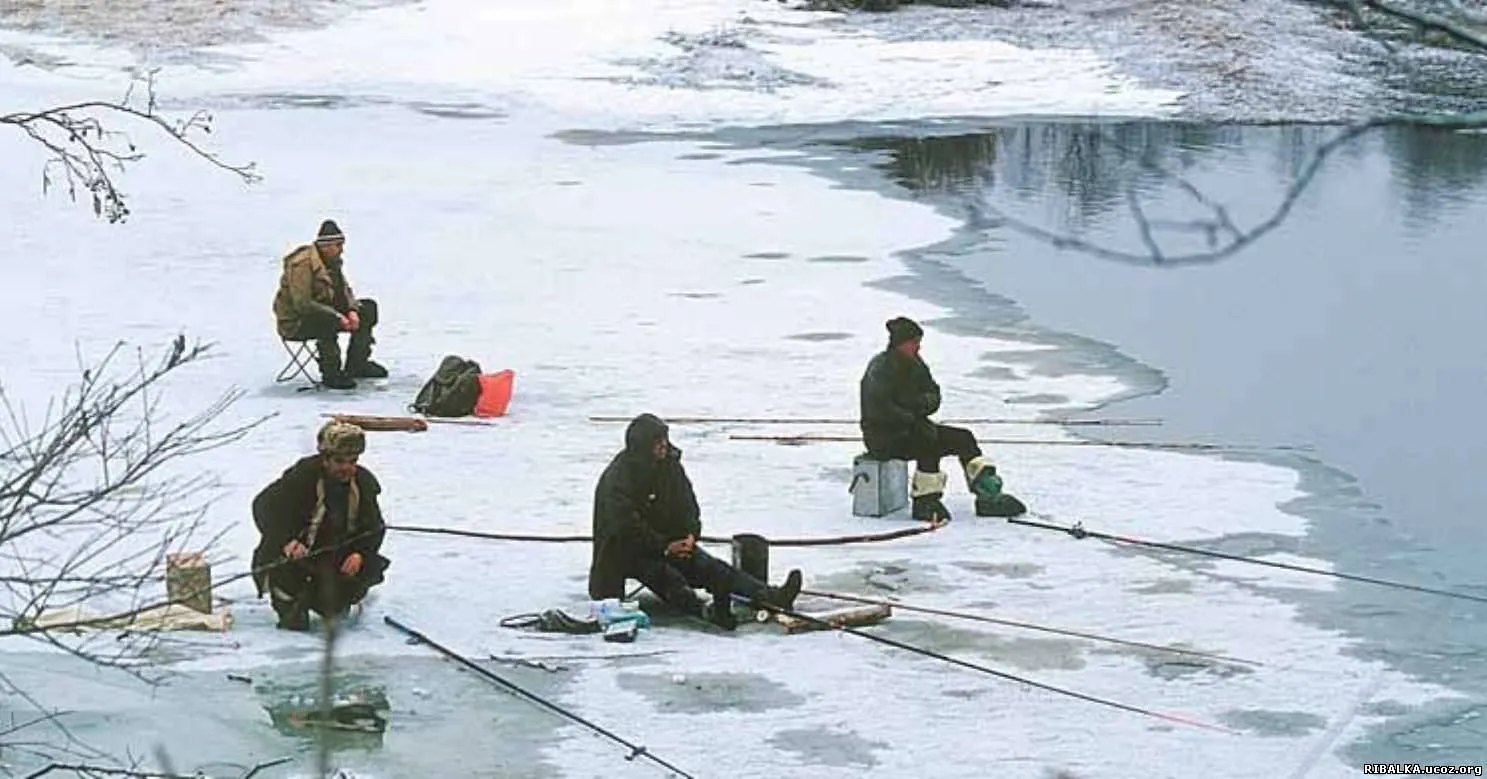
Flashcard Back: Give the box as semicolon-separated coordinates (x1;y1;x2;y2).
1382;127;1487;229
841;122;1487;243
817;120;1487;765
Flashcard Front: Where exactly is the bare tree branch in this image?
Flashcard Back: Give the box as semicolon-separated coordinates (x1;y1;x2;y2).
1335;0;1487;52
0;336;270;684
0;336;278;775
0;70;259;224
20;756;291;779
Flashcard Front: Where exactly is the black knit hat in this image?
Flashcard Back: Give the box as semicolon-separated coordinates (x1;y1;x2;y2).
886;316;924;348
315;219;345;243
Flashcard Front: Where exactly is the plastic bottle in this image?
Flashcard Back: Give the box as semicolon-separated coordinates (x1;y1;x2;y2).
590;599;651;629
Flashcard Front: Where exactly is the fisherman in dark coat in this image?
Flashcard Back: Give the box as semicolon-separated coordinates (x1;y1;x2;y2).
251;420;391;630
589;413;803;630
860;316;1028;522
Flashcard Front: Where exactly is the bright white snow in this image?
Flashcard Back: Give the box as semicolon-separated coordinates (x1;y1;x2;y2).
0;1;1460;778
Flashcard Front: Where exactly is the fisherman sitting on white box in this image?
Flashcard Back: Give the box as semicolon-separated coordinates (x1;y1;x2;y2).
858;316;1028;522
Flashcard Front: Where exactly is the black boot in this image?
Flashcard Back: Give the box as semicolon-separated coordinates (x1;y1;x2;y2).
347;359;387;380
273;596;310;631
702;597;737;631
345;332;387;379
976;493;1028;518
757;569;803;612
316;337;357;390
910;470;950;522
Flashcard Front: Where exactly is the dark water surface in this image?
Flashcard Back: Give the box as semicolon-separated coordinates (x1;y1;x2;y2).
584;119;1487;766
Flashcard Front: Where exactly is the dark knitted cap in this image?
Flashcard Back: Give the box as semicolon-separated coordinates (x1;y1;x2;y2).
315;219;345;243
887;316;924;348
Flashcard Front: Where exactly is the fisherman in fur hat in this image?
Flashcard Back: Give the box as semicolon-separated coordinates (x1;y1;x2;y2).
251;420;391;630
859;316;1028;522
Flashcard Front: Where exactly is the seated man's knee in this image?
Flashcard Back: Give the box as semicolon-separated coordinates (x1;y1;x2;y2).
944;424;979;453
357;298;379;327
298;309;343;341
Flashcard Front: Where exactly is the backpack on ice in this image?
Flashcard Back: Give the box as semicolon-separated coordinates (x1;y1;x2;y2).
410;355;482;417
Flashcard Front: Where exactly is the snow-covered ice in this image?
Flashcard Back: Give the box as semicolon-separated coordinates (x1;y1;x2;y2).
0;0;1182;129
0;1;1464;777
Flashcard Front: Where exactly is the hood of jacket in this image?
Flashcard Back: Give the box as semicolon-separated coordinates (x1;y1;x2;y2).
623;413;681;473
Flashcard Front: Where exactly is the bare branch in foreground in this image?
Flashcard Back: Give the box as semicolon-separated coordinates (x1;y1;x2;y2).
21;756;292;779
1;335;269;681
0;70;259;224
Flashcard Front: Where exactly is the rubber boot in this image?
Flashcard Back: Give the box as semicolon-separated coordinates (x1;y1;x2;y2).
910;470;950;522
759;569;803;612
345;331;387;379
316;337;357;390
272;590;310;631
964;456;1003;499
976;493;1029;518
964;456;1026;517
701;597;737;631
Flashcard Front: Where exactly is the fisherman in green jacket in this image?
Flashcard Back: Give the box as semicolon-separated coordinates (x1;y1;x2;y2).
272;219;388;389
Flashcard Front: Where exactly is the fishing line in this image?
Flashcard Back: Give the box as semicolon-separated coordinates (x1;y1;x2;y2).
1008;517;1487;605
386;521;944;548
799;588;1261;667
739;596;1238;735
586;414;1163;427
385;616;697;779
1285;586;1462;778
727;433;1311;452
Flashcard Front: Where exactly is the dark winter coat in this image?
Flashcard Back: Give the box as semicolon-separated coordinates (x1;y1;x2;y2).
250;454;389;597
588;414;702;600
859;347;942;457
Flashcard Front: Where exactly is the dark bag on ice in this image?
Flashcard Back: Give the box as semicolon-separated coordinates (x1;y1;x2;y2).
409;355;483;417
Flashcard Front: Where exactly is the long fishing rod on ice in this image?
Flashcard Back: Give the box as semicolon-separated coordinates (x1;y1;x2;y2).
799;588;1261;667
736;596;1236;735
1008;517;1487;605
727;433;1311;452
384;616;697;779
588;414;1163;427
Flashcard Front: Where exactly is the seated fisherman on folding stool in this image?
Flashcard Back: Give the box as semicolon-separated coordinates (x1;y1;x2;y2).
859;316;1028;522
272;219;388;390
251;420;390;631
588;413;804;631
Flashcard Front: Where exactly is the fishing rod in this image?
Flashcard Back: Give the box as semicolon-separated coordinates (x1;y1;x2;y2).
385;521;945;548
728;434;1311;452
588;415;1163;427
1009;517;1487;606
799;588;1261;667
384;616;697;779
737;596;1236;735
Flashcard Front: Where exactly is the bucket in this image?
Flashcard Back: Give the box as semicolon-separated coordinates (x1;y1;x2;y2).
731;533;769;582
473;370;515;417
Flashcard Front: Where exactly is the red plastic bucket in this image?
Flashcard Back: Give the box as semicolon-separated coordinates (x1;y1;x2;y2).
474;369;514;417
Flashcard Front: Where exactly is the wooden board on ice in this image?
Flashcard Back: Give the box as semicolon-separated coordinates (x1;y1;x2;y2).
772;603;891;635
